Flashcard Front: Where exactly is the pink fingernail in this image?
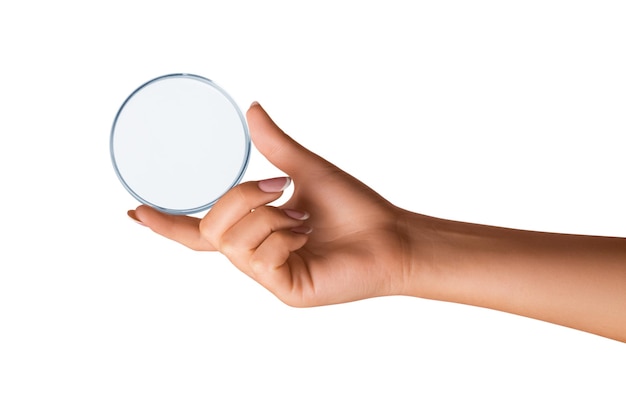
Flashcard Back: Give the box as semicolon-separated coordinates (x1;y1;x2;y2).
127;210;146;226
283;209;310;220
291;225;313;235
258;177;291;193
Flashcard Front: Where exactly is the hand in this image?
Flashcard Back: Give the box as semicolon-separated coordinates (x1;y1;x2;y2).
129;103;417;307
127;102;626;342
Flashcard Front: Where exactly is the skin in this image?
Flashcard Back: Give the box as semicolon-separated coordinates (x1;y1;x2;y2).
129;102;626;343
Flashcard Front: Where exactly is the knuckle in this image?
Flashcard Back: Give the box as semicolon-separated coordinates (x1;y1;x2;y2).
249;254;270;275
218;233;239;257
198;219;217;244
232;181;258;208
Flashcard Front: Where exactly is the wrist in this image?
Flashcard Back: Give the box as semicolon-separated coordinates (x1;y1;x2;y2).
395;210;448;300
398;212;486;302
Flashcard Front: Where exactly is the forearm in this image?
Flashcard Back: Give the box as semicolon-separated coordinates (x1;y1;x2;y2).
405;213;626;342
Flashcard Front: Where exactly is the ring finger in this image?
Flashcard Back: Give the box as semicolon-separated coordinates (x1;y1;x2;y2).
219;205;308;263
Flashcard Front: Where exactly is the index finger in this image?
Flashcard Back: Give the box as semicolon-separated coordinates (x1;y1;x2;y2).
132;205;216;251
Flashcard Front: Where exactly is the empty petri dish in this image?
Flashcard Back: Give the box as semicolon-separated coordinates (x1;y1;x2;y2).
110;73;250;214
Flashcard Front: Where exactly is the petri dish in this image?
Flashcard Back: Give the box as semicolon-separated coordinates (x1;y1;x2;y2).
110;73;250;214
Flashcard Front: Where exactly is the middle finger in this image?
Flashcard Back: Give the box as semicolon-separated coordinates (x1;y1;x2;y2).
199;177;291;247
219;205;306;258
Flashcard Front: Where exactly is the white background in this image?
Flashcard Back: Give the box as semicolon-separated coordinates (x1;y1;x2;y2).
1;1;625;416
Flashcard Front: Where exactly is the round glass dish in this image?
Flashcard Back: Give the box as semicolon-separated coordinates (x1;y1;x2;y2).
110;74;250;214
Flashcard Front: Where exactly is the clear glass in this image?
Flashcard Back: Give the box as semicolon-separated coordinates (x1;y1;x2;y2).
110;74;250;214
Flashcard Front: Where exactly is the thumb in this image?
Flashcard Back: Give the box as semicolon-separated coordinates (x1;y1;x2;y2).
246;102;331;178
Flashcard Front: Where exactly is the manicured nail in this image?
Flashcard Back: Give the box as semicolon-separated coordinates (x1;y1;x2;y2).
283;208;310;220
258;177;291;193
291;225;313;235
127;210;146;226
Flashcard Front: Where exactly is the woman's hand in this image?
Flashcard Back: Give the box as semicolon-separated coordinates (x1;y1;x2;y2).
128;102;626;342
128;103;419;307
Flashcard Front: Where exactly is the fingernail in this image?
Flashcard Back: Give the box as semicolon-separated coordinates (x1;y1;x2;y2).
291;225;313;235
258;177;291;193
283;208;310;220
127;210;146;226
250;101;260;107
